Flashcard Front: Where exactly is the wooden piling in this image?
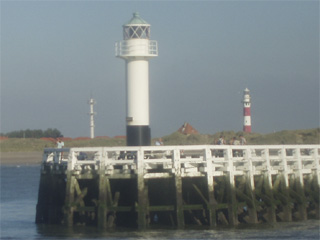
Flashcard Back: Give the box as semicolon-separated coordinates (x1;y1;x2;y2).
273;174;292;222
64;173;76;226
98;153;107;229
137;149;147;230
225;148;238;226
262;149;276;223
244;148;258;224
173;149;185;229
205;148;217;227
277;148;292;222
295;149;308;220
263;172;276;223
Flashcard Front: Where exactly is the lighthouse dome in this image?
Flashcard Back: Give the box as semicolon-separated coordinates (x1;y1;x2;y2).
125;12;150;26
123;12;151;40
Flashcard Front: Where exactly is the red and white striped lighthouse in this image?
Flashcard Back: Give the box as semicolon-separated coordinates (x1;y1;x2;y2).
242;88;252;133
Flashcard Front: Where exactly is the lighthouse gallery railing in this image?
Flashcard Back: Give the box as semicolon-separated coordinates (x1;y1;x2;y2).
115;40;158;57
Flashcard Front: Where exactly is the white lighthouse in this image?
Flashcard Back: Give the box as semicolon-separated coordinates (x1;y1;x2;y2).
115;12;158;146
242;88;252;133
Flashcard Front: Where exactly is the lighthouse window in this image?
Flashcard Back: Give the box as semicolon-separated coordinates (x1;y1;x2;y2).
140;27;150;39
128;28;134;38
136;27;143;38
124;26;150;40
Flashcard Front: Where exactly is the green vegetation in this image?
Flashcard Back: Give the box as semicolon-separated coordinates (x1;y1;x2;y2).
0;138;53;152
1;128;63;138
0;138;126;152
0;128;318;152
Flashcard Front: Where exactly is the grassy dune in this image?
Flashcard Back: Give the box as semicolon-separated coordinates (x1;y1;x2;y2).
162;128;319;146
0;138;126;152
0;128;319;153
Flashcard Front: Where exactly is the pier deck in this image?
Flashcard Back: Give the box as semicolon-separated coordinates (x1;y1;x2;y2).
36;145;320;229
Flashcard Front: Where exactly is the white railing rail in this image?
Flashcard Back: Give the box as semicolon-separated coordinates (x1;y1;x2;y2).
42;145;320;184
43;148;70;164
115;40;158;57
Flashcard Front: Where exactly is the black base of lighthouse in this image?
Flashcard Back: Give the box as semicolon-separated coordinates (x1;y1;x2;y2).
126;125;151;146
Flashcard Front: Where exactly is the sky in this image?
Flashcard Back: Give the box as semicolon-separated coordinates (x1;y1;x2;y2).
1;0;319;138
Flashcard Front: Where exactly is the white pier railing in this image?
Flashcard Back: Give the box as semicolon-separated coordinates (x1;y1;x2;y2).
42;145;320;184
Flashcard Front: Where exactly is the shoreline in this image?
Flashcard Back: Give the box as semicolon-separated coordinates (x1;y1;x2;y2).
0;151;42;166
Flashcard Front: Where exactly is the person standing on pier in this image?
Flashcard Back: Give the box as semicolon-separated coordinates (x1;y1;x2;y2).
240;135;247;145
238;135;247;157
218;135;225;145
56;138;64;148
217;135;225;157
56;138;64;161
155;138;163;146
230;137;240;145
230;137;240;157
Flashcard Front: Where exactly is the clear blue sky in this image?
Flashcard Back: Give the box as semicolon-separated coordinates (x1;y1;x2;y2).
1;1;319;138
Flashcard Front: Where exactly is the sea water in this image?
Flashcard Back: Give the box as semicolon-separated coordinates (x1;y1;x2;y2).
1;165;319;240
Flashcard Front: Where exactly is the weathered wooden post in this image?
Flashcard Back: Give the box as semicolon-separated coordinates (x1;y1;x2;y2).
137;149;147;229
173;148;185;228
205;148;217;227
98;150;107;229
262;148;276;223
36;151;66;224
36;170;55;223
311;148;320;219
312;148;320;187
244;148;258;224
63;151;77;226
293;148;307;220
276;147;292;222
225;148;238;226
64;175;76;226
274;174;292;222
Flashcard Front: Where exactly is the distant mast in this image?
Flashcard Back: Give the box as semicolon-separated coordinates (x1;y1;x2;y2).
88;98;96;139
243;88;252;133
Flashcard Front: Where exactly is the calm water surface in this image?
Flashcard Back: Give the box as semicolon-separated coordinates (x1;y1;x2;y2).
1;165;319;239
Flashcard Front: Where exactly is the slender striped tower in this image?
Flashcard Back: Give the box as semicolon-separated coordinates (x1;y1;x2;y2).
115;13;158;146
243;88;252;133
88;98;96;139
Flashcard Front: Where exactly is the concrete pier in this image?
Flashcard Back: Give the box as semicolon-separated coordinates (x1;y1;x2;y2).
36;145;320;229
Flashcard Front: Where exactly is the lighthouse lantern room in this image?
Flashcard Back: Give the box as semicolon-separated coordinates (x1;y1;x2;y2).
116;13;158;146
